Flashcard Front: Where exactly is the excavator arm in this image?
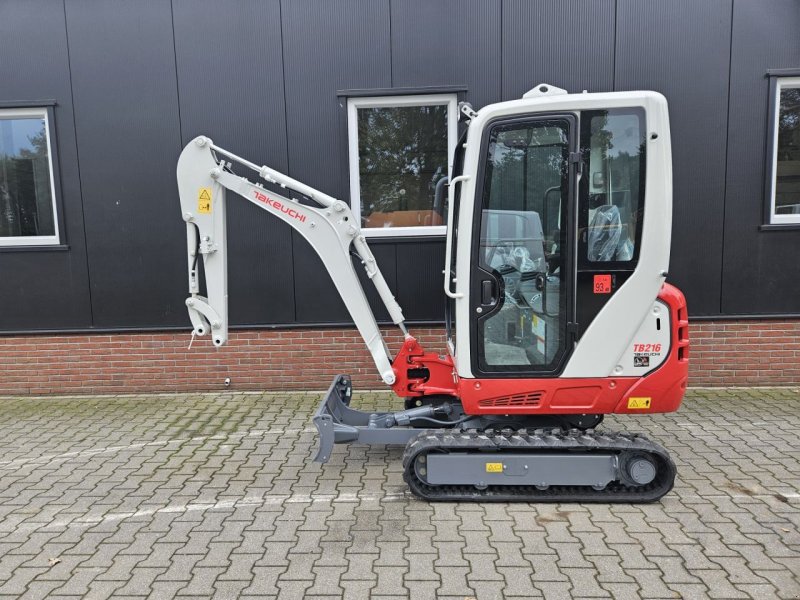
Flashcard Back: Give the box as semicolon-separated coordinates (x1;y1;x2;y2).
176;135;409;385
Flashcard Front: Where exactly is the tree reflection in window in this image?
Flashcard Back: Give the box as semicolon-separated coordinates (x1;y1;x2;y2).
357;104;449;228
582;111;645;262
775;85;800;216
0;115;55;239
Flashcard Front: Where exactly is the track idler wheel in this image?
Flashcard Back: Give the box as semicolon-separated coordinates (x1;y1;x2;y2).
619;452;658;486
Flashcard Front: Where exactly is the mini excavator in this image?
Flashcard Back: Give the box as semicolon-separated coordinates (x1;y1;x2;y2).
177;84;689;502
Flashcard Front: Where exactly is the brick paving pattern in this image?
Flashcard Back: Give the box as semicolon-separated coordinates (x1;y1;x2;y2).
0;387;797;599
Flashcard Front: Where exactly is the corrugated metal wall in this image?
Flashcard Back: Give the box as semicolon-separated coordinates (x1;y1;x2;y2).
722;0;800;313
615;0;733;317
0;0;92;330
0;0;798;333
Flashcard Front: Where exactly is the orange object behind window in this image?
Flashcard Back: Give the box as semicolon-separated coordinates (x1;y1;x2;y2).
364;210;444;229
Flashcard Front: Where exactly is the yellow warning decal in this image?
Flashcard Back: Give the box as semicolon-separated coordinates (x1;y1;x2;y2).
485;462;503;473
627;397;652;410
198;188;212;214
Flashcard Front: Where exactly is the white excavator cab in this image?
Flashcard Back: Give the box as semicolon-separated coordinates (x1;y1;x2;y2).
176;84;689;502
447;85;673;383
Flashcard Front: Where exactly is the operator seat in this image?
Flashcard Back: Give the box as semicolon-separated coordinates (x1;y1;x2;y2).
588;205;633;262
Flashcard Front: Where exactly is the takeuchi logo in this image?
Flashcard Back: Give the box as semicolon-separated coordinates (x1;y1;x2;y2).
252;190;306;223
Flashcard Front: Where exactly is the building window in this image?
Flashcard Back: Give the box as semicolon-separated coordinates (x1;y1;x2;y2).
0;107;60;246
347;94;458;237
767;76;800;225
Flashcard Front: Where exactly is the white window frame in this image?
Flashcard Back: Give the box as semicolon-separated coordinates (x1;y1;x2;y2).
347;93;458;238
0;107;60;246
767;76;800;225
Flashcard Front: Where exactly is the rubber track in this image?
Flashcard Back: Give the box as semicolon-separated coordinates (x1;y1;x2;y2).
402;428;676;503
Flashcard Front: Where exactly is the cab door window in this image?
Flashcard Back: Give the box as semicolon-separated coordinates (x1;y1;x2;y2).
474;118;572;373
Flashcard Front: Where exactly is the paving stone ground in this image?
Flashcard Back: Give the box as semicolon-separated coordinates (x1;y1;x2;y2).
0;387;797;599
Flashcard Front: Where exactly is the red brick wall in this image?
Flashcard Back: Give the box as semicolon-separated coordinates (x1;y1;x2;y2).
0;327;446;395
1;320;798;395
689;320;800;386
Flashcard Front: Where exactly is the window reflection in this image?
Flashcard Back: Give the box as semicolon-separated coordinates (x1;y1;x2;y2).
583;111;645;262
775;85;800;216
357;104;449;229
0;115;56;240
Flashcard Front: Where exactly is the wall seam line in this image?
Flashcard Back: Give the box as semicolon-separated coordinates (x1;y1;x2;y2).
612;0;618;90
61;0;95;327
499;0;504;100
718;0;736;315
169;0;184;145
277;0;298;322
388;0;394;87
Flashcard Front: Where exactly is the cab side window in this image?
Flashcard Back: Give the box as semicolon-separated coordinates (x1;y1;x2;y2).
580;109;646;264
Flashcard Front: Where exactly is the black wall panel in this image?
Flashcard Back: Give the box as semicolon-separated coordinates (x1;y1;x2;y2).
281;0;394;323
292;240;397;324
173;0;294;325
64;0;185;328
2;0;800;334
281;0;391;197
356;243;397;324
395;240;447;322
0;1;92;330
615;0;732;316
502;0;615;99
391;0;502;110
721;0;800;314
383;0;496;324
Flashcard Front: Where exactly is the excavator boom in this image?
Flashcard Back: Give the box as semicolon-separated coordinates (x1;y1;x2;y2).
177;136;409;385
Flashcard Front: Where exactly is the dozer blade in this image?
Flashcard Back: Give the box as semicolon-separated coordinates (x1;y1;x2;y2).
311;374;426;463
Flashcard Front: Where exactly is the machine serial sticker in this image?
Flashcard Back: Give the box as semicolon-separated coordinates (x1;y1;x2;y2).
627;397;652;410
485;462;503;473
198;188;212;214
593;274;612;294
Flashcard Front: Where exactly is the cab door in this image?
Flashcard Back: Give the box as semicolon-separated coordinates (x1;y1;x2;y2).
470;114;577;377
